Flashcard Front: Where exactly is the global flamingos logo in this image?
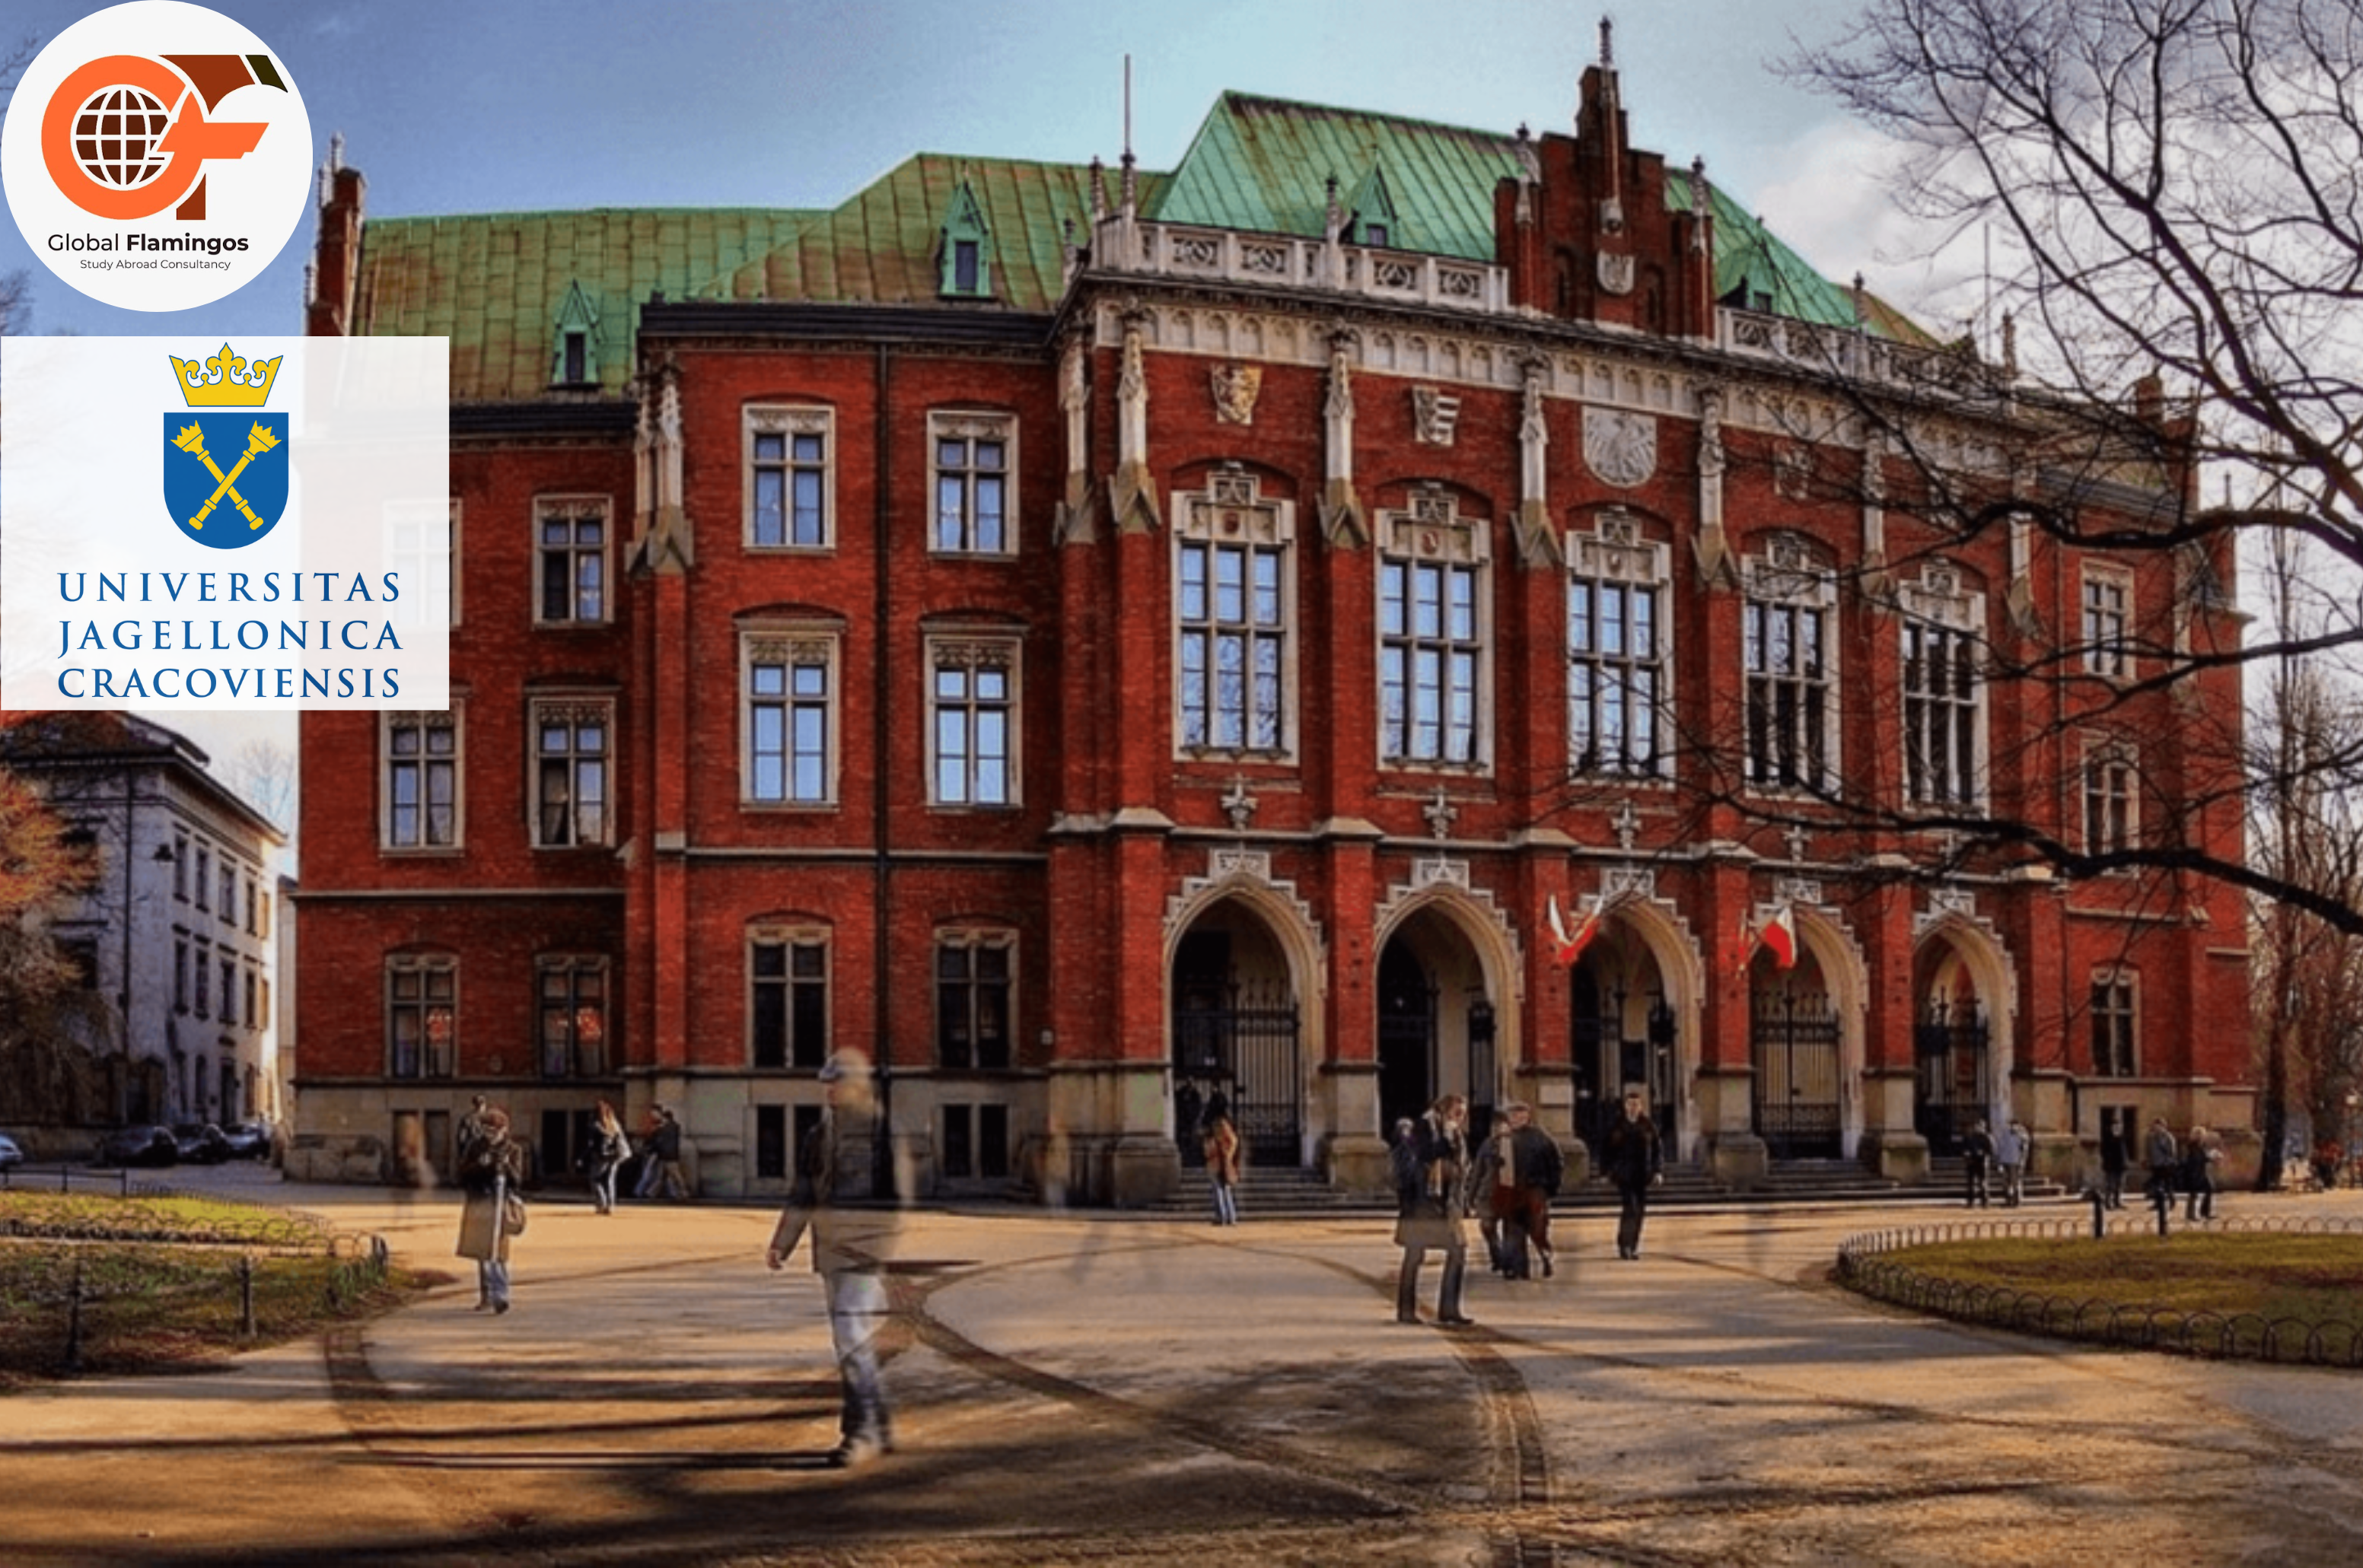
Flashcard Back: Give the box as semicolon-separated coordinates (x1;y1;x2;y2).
40;49;282;221
163;344;287;549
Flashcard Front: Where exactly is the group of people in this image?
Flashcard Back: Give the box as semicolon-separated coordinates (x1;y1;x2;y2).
1957;1117;2033;1207
2142;1116;2221;1223
1387;1088;1661;1328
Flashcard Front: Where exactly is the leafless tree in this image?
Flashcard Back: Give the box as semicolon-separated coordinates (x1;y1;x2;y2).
1711;0;2363;933
0;759;102;1124
228;738;297;832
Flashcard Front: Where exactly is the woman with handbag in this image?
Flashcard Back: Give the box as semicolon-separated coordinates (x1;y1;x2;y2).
456;1106;525;1313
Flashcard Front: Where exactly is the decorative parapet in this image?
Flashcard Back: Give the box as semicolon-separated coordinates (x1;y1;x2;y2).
1091;217;1513;316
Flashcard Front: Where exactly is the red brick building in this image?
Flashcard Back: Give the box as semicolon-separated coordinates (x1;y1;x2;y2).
292;56;2255;1198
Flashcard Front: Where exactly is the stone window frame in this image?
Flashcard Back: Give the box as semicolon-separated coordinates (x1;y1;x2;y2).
1741;533;1841;796
2081;736;2138;867
748;922;832;1071
532;494;612;627
1375;488;1492;774
2081;563;2133;679
381;708;463;853
386;951;459;1080
926;629;1021;809
1897;563;1988;811
744;405;836;551
1171;469;1300;763
2090;967;2138;1077
1565;508;1674;781
535;953;611;1079
935;926;1017;1072
528;695;616;849
928;409;1017;556
740;624;842;809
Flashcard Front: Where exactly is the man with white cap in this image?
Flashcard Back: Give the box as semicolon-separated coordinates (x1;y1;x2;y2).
766;1048;900;1467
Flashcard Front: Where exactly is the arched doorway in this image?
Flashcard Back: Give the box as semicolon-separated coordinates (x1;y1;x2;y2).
1748;948;1840;1159
1171;898;1303;1169
1913;940;1989;1156
1376;905;1496;1139
1569;925;1678;1162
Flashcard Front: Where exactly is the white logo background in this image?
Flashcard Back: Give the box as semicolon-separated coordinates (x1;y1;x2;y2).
0;2;312;311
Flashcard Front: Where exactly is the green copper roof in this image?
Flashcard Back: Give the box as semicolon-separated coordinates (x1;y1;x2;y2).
1149;91;1526;261
1664;173;1927;339
352;208;819;400
705;153;1128;313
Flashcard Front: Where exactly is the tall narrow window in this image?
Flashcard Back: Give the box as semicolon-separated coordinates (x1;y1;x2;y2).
384;711;460;848
535;498;608;624
1900;566;1986;809
1566;511;1670;777
937;933;1013;1070
932;414;1013;554
747;407;833;548
744;632;837;806
2091;973;2136;1077
2084;746;2135;860
532;700;613;847
1744;539;1837;791
538;958;609;1077
1379;495;1487;768
929;637;1017;806
2082;570;2130;676
387;956;457;1079
195;845;211;911
1175;472;1294;756
750;930;829;1069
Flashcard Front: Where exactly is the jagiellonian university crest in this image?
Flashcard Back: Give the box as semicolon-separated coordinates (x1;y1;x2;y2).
164;344;288;549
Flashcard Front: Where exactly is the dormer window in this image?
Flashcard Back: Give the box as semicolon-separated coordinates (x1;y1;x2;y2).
938;179;992;299
1346;164;1401;250
550;280;600;386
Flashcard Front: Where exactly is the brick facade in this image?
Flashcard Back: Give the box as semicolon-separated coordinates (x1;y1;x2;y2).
292;65;2255;1198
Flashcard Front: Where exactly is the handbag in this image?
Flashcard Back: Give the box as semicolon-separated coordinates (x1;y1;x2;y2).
502;1192;529;1236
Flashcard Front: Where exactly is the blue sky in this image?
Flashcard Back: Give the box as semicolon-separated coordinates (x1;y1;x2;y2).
2;0;1931;803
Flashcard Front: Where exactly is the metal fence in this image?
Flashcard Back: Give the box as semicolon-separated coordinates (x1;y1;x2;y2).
1836;1213;2363;1367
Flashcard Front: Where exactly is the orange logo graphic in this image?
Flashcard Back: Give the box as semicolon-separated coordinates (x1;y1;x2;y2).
40;52;284;221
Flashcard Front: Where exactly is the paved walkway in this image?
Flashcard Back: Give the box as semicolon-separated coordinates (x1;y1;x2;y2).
8;1166;2363;1566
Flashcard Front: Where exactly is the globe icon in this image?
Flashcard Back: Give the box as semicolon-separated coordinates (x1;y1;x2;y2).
72;84;173;190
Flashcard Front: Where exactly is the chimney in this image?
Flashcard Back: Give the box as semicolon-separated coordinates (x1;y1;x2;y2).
306;149;366;337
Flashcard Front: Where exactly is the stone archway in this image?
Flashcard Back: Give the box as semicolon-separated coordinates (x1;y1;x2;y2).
1745;905;1869;1159
1911;909;2021;1155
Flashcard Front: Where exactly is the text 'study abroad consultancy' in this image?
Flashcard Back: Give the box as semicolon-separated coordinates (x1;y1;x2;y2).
1;1;448;712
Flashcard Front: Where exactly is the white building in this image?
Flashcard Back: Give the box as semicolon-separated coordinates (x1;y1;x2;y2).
1;712;285;1139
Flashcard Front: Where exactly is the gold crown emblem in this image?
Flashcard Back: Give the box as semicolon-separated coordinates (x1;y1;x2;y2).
170;344;282;409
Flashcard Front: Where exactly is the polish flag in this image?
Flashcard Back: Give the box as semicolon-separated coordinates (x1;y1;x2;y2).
1546;893;1601;966
1760;903;1800;970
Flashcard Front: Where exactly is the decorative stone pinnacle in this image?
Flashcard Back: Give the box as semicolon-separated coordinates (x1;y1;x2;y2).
1784;822;1811;864
1611;799;1640;852
1220;774;1258;833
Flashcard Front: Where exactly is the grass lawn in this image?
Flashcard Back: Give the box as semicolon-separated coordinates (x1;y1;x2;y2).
0;1192;422;1385
1863;1232;2363;1362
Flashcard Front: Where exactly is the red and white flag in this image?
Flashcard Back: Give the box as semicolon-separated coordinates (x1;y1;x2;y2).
1759;903;1800;969
1546;893;1601;966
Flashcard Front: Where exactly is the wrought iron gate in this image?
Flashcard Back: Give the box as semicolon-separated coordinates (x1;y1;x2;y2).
1913;1001;1989;1156
1174;975;1302;1167
1750;991;1841;1159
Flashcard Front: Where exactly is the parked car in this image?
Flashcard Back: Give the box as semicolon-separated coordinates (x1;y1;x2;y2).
172;1123;234;1164
95;1125;178;1167
220;1119;275;1160
0;1133;24;1170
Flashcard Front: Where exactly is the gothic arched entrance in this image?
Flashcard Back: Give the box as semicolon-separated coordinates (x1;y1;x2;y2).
1568;926;1678;1161
1170;898;1303;1169
1748;948;1841;1159
1912;923;2008;1155
1376;905;1497;1139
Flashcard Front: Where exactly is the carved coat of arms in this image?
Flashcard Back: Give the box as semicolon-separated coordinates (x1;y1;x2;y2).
1211;362;1263;425
1584;408;1657;488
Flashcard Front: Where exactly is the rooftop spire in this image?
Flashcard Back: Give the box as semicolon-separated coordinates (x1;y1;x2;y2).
1600;14;1613;68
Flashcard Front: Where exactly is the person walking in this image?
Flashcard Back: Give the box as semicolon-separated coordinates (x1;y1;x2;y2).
2144;1115;2182;1234
588;1099;629;1215
1992;1118;2025;1207
1603;1089;1661;1260
767;1049;901;1468
2099;1111;2129;1209
1961;1119;1995;1208
633;1105;668;1199
1200;1092;1242;1227
1393;1095;1473;1327
2182;1124;2218;1221
1473;1101;1563;1279
454;1106;524;1314
645;1105;690;1201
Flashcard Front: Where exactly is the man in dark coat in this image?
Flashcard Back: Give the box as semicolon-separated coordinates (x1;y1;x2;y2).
2098;1111;2129;1209
1393;1095;1473;1327
1603;1090;1661;1260
1961;1118;1995;1208
1472;1100;1564;1279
